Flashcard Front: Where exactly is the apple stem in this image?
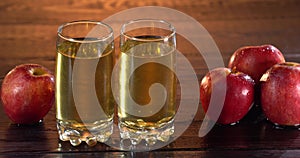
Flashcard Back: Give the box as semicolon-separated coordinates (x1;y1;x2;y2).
231;67;238;73
30;68;46;76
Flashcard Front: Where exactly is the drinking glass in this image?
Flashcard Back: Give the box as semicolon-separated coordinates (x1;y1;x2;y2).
116;19;177;146
56;20;114;146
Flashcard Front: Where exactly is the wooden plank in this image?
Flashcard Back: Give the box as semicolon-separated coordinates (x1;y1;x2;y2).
1;150;300;158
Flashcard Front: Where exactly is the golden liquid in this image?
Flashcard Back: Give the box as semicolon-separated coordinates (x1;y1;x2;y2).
118;36;177;130
56;38;114;126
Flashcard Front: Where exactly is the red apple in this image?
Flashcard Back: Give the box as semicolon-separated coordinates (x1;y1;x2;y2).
260;62;300;126
228;44;285;83
200;67;255;125
1;64;55;124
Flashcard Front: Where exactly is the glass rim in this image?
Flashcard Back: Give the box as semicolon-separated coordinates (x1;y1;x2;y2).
120;19;176;42
57;20;114;43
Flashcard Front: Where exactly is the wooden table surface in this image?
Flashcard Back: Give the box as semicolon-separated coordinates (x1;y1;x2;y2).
1;0;300;157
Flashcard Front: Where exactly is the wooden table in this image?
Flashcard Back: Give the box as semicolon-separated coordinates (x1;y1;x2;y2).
1;0;300;157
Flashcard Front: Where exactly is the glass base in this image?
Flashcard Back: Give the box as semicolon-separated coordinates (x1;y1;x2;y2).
118;119;174;147
57;119;113;146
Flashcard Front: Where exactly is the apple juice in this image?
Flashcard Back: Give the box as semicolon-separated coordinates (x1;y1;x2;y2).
56;37;114;145
117;35;177;142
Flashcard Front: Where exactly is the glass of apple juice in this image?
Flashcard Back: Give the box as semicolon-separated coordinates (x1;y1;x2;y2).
113;19;177;148
55;20;115;146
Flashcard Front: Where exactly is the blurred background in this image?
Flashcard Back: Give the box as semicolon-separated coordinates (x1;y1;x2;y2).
0;0;299;75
